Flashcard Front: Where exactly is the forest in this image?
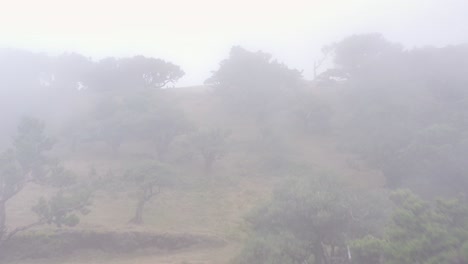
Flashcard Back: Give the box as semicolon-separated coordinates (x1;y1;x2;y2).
1;33;468;264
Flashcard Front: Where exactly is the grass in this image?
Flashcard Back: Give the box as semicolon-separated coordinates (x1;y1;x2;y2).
5;88;384;263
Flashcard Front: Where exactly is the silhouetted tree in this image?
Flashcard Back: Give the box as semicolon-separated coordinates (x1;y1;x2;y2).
207;46;303;120
142;105;192;161
126;162;173;225
86;56;184;91
191;129;230;173
0;118;92;245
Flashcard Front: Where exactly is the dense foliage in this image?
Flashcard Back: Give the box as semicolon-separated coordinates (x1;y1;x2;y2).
352;190;468;264
322;34;468;194
237;176;388;264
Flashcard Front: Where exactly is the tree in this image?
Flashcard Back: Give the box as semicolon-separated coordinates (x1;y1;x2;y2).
1;118;55;237
207;46;303;120
77;90;151;154
125;162;174;225
85;56;184;92
94;113;135;154
119;56;185;89
322;34;468;194
321;33;403;80
32;186;92;228
52;52;93;90
237;175;387;264
352;190;468;264
0;117;92;245
13;117;55;174
141;105;192;161
191;129;230;173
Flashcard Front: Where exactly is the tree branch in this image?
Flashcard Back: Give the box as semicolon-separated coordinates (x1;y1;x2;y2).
3;219;45;242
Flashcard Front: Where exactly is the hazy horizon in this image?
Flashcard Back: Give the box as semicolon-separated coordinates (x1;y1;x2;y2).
1;0;467;86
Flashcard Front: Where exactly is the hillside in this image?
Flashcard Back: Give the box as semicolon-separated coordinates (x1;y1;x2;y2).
4;86;383;264
4;35;467;264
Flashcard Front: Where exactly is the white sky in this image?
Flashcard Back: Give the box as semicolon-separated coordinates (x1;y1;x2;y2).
0;0;467;85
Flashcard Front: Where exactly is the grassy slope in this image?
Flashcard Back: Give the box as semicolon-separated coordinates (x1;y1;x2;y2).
7;86;384;264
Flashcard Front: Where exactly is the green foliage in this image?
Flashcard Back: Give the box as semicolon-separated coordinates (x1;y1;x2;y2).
32;187;92;228
237;175;388;264
350;235;384;264
352;190;468;264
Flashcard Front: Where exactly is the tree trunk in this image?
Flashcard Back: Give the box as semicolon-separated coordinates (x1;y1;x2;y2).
129;199;145;225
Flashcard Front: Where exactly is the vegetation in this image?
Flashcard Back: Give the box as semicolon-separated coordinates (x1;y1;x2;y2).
352;190;468;264
236;176;388;264
191;128;230;173
0;117;92;245
125;162;174;225
206;46;304;121
322;34;468;193
1;33;468;263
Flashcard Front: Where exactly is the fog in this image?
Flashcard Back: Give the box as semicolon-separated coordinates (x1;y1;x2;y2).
1;0;467;85
1;1;468;264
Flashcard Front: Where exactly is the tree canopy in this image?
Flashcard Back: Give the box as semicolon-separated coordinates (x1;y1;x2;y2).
237;175;388;264
0;118;92;244
207;46;304;119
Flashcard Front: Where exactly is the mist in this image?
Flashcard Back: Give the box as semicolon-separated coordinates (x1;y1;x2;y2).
1;0;467;85
1;1;468;264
